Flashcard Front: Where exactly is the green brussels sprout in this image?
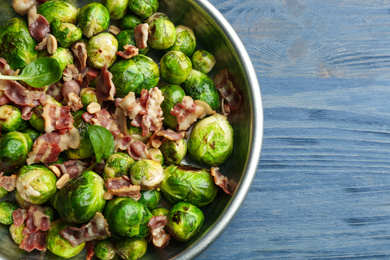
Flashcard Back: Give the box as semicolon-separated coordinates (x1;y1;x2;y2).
168;25;196;57
38;1;78;24
130;159;164;190
145;12;169;24
160;84;185;129
160;51;192;84
127;123;152;143
95;239;116;260
38;47;74;71
110;54;159;96
87;33;118;69
80;88;99;107
10;223;25;244
114;238;147;260
0;132;32;174
16;165;57;204
182;69;220;111
0;105;22;132
138;190;161;210
116;30;148;54
46;220;85;258
21;128;40;142
16;120;28;132
0;201;18;225
191;49;216;74
167;202;204;242
151;207;169;217
160;139;187;165
0;187;8;199
128;0;159;19
29;105;45;132
104;152;135;181
44;206;57;222
120;14;142;30
188;113;233;166
0;18;37;70
148;148;164;165
51;19;83;48
15;189;31;209
51;171;106;224
104;197;152;238
103;0;130;20
160;165;218;207
65;110;94;159
79;3;110;38
147;19;176;50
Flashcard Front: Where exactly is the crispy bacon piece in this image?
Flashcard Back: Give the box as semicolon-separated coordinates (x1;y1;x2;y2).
0;172;17;191
21;106;33;120
0;95;10;106
19;230;46;252
67;93;83;112
13;209;28;227
3;80;45;107
213;69;242;115
148;215;170;249
104;176;141;200
29;14;50;42
63;64;82;82
147;129;185;149
127;141;150;161
117;45;139;59
134;23;149;49
60;212;111;247
23;205;50;235
71;41;88;71
41;103;74;133
82;68;100;88
210;167;233;195
171;96;205;131
96;63;115;103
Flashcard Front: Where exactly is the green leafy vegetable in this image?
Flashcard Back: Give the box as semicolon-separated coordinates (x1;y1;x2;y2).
87;125;115;162
0;58;62;88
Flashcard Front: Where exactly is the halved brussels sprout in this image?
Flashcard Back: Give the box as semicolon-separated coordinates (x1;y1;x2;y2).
168;25;196;57
160;51;192;84
128;0;159;19
191;49;216;74
80;88;99;107
147;19;176;50
21;128;40;142
104;197;152;238
87;32;118;69
160;84;185;129
116;29;148;54
145;12;169;24
51;171;106;224
103;0;130;20
79;3;110;38
10;223;25;244
94;239;116;260
37;1;78;24
0;201;18;225
16;165;57;204
151;207;170;217
138;190;161;211
38;47;74;71
14;189;31;209
110;54;159;96
114;238;147;260
51;19;83;48
0;18;37;70
160;139;187;165
104;152;135;181
130;159;164;190
46;220;85;258
120;14;142;30
166;202;204;242
160;165;218;207
188;113;233;166
0;132;32;174
0;105;22;132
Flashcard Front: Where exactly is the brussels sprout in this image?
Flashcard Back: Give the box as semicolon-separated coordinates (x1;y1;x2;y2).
115;238;147;260
44;206;57;222
104;197;152;238
130;159;164;190
15;189;31;209
16;120;28;132
0;201;18;225
0;132;32;174
188;113;233;166
160;84;185;129
110;54;159;96
95;239;116;260
47;220;85;258
65;110;94;159
51;171;106;224
145;12;169;24
120;14;142;30
80;88;99;107
79;3;110;38
10;223;25;244
128;0;159;19
0;18;37;70
160;139;187;165
138;190;161;210
38;47;74;71
160;51;192;84
116;30;148;54
168;25;196;57
147;19;176;50
191;49;216;74
127;123;152;143
181;69;220;111
21;128;40;142
28;105;44;132
103;0;130;20
37;1;78;24
148;148;163;165
16;165;57;204
51;19;83;48
160;165;218;207
167;202;204;242
0;188;8;199
87;33;118;69
104;152;135;181
151;207;169;217
0;105;22;132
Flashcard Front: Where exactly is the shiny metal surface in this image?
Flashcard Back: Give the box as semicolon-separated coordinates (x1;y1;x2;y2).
0;0;263;259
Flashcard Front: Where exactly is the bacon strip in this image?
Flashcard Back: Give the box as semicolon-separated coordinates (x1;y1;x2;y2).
210;167;233;195
127;141;150;161
13;209;28;227
19;230;46;252
0;172;17;192
213;69;242;115
23;205;50;236
171;96;205;131
41;103;74;133
104;176;141;200
117;45;139;59
29;14;50;42
148;215;170;249
96;63;115;103
134;23;149;49
71;42;88;71
3;80;45;107
60;212;111;247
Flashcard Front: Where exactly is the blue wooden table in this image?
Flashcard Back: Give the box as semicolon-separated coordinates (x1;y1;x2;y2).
199;0;390;259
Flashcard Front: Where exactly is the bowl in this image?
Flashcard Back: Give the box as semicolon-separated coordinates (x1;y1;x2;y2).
0;0;263;259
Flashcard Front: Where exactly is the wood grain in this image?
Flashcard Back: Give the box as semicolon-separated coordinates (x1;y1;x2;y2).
199;0;390;259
